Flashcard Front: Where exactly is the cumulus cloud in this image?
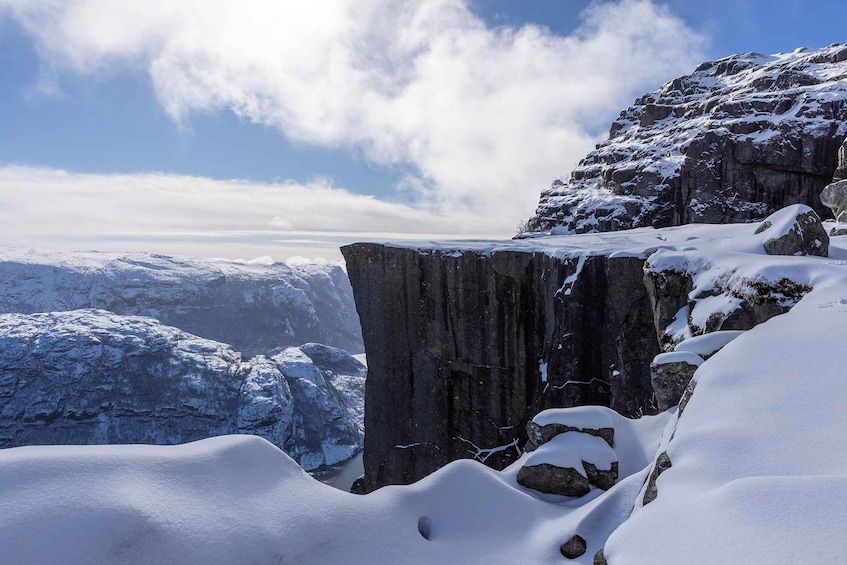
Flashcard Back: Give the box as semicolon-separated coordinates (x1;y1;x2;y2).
0;0;707;230
0;165;502;259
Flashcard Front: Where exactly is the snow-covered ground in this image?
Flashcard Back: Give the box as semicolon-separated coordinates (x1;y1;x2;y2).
3;215;847;563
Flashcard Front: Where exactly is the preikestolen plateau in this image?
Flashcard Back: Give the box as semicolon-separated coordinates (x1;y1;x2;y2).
1;1;846;563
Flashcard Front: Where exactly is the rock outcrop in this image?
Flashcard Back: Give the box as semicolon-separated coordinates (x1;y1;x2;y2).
344;219;820;491
755;205;829;256
530;45;847;233
650;352;703;412
343;243;659;491
0;248;363;355
0;309;365;469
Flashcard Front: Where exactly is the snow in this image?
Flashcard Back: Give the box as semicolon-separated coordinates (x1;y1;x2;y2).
606;283;847;563
652;351;704;367
6;205;847;561
673;330;744;357
533;405;614;430
522;432;617;476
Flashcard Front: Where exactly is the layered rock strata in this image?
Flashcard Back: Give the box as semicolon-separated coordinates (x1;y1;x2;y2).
530;44;847;233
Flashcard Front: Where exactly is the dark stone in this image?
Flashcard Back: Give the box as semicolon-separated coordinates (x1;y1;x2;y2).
526;420;614;451
560;535;587;559
650;357;701;411
643;266;693;348
643;451;672;505
342;244;660;492
594;549;607;565
583;461;619;491
760;208;829;257
350;476;366;495
516;464;590;497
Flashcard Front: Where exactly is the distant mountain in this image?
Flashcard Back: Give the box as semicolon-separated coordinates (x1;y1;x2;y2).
530;44;847;233
0;309;364;470
0;247;363;356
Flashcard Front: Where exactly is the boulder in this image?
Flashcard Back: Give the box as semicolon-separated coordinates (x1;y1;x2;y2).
755;205;829;257
516;463;590;497
526;420;614;451
594;549;607;565
821;179;847;222
560;535;587;559
642;451;672;505
650;352;704;411
583;461;619;491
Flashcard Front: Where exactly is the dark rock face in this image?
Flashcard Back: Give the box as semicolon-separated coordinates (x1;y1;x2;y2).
530;46;847;233
517;464;590;497
650;357;701;412
345;239;811;491
0;249;363;355
594;549;607;565
560;535;587;559
342;244;659;492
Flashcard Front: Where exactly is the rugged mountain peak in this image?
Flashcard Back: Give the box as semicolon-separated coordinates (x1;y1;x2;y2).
529;44;847;233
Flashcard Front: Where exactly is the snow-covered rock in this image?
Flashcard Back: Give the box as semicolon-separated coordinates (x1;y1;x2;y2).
0;310;365;469
754;204;828;256
650;351;703;411
0;247;363;355
820;179;847;221
344;212;827;490
530;45;847;233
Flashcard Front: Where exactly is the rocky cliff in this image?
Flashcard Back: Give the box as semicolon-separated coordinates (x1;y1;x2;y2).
0;309;365;469
529;44;847;233
344;207;828;491
0;248;363;355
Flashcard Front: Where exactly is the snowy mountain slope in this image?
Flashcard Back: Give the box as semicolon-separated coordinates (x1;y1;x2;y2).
0;310;365;469
0;247;363;355
530;44;847;233
3;214;847;563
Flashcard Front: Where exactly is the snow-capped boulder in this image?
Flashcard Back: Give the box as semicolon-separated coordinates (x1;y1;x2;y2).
0;248;363;355
530;45;847;233
754;204;829;256
516;432;619;496
526;406;615;451
0;310;365;469
650;351;703;411
820;179;847;222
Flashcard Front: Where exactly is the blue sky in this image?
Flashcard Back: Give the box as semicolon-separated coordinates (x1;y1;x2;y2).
0;0;843;259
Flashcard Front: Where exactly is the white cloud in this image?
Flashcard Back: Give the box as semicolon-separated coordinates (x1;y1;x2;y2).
0;165;505;260
0;0;708;230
